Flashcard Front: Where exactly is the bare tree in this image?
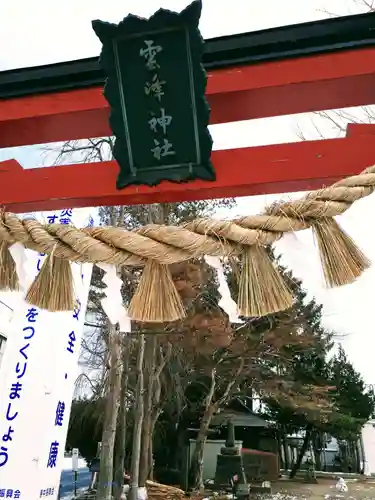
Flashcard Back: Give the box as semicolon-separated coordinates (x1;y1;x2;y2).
96;323;123;500
113;336;131;500
129;334;145;500
51;135;235;498
303;0;375;140
353;0;374;11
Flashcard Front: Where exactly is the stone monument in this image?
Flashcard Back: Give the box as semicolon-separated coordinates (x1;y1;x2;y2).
214;420;249;498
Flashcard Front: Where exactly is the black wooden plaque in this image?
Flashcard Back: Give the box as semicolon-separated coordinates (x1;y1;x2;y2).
92;0;215;189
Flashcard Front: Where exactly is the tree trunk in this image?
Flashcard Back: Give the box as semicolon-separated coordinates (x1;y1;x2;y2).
139;335;157;486
114;338;130;500
276;431;283;470
96;325;122;500
282;430;289;470
148;430;154;481
129;334;146;500
347;440;354;473
289;425;312;479
312;431;322;471
189;360;244;491
170;423;187;470
190;406;216;491
188;368;217;492
354;439;361;473
147;406;164;481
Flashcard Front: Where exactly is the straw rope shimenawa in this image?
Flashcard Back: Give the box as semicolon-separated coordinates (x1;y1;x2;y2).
0;164;375;323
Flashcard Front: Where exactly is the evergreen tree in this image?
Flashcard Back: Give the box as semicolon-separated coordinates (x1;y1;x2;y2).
326;346;375;440
262;272;333;477
263;290;375;476
67;399;104;465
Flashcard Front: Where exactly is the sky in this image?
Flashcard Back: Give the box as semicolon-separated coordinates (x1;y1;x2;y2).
0;0;375;384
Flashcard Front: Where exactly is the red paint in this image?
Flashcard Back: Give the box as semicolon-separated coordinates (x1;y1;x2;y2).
346;123;375;137
1;134;374;213
2;47;375;148
0;159;23;172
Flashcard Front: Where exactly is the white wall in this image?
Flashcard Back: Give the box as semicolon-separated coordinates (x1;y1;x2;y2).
362;420;375;475
189;439;242;481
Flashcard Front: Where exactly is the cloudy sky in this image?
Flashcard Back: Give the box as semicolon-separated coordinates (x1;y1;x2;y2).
0;0;375;383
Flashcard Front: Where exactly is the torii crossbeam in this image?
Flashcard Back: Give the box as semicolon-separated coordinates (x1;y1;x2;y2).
1;11;375;212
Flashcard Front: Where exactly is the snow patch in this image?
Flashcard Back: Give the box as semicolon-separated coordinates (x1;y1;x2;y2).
60;486;87;500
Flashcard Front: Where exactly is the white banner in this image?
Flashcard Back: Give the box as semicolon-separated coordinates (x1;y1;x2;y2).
0;208;94;500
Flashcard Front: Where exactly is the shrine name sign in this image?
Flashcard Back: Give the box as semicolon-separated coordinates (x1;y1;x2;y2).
92;0;215;189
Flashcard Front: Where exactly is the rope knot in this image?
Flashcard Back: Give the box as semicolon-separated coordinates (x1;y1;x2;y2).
0;163;373;320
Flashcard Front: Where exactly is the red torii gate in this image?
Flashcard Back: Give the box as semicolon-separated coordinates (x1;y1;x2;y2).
1;12;375;212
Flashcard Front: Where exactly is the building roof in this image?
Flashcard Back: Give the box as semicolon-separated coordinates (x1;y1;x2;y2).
211;410;268;428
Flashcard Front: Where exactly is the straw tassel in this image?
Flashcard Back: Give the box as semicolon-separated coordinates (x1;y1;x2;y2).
238;244;293;317
26;254;75;311
313;217;370;288
128;260;186;323
0;241;19;291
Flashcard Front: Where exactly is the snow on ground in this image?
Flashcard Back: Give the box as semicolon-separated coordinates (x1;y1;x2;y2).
61;486;88;500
